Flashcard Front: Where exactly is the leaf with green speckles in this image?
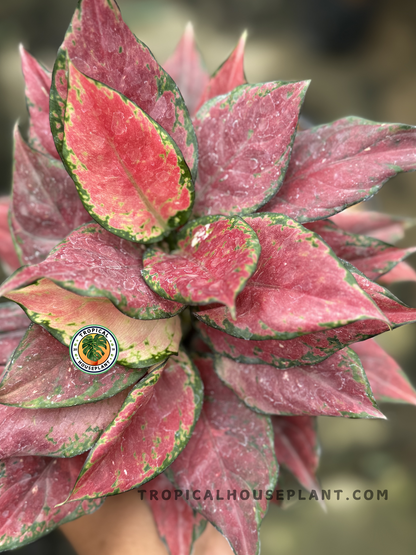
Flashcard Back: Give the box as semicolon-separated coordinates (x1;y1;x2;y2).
4;279;182;368
61;63;194;244
263;117;416;221
192;81;309;218
0;455;103;551
0;197;20;274
142;215;260;316
0;223;183;320
214;348;385;418
0;302;30;375
0;324;148;408
166;354;278;555
67;350;202;500
195;213;387;340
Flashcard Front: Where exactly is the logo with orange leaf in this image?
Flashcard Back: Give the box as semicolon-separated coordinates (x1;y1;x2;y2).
69;325;119;374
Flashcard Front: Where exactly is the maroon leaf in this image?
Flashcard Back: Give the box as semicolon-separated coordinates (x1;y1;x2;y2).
0;302;30;333
50;0;197;178
193;81;309;217
1;223;183;320
167;354;277;555
378;261;416;285
68;351;202;500
214;349;384;418
0;455;103;550
163;23;209;117
352;339;416;405
147;473;207;555
263;117;416;221
0;198;20;273
305;219;416;280
195;214;387;340
142;215;260;316
19;46;58;159
0;324;146;408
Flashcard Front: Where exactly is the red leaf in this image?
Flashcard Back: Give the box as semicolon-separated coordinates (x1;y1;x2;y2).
1;223;183;320
378;261;416;285
19;46;58;159
50;0;197;177
263;117;416;221
142;215;260;315
214;349;384;418
0;198;19;273
352;339;416;405
62;63;194;244
0;324;146;408
195;214;387;340
163;23;209;117
0;330;26;367
0;455;103;550
196;32;247;111
193;81;309;217
0;302;29;333
68;351;202;500
168;354;277;555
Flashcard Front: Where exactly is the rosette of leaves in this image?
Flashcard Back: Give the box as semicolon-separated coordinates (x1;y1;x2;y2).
1;1;416;554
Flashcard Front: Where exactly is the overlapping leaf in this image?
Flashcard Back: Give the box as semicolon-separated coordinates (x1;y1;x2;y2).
167;354;278;555
4;279;182;368
62;64;193;244
67;351;202;500
0;455;103;551
142;215;260;315
0;198;19;273
214;349;384;418
378;261;416;285
195;214;387;340
193;81;309;217
0;302;29;333
50;0;197;177
263;117;416;221
0;223;183;320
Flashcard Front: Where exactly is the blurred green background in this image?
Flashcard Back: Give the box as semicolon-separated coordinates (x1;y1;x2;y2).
1;0;416;553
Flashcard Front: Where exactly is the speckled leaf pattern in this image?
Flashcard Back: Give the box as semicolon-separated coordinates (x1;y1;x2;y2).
0;198;19;273
163;23;209;117
0;302;29;334
68;351;202;500
147;473;207;555
195;214;387;340
4;279;182;368
214;349;384;418
10;128;90;266
0;455;103;551
378;261;416;285
142;215;260;315
193;81;309;217
20;46;58;159
167;354;278;555
0;223;183;320
306;220;416;280
62;64;194;244
0;330;26;367
50;0;197;177
263;117;416;221
0;324;146;408
352;339;416;405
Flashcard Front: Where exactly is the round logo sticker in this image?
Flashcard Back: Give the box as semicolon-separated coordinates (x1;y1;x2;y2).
69;325;119;375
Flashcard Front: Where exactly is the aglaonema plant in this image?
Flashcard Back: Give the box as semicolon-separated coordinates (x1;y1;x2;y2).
1;1;416;553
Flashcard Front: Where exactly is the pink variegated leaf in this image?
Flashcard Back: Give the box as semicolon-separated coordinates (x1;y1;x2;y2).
0;302;29;333
1;223;183;320
0;198;19;273
167;354;277;555
193;81;309;217
62;64;193;244
196;32;247;112
214;349;384;418
50;0;197;178
163;23;209;117
263;117;416;221
378;261;416;285
147;473;207;555
68;351;202;500
142;215;260;316
0;330;26;367
195;214;387;340
4;279;182;368
19;46;58;159
352;339;416;405
306;220;416;280
0;324;147;408
0;455;103;551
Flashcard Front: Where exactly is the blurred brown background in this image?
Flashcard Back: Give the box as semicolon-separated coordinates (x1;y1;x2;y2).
1;0;416;553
